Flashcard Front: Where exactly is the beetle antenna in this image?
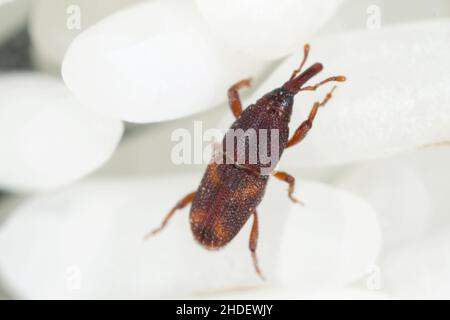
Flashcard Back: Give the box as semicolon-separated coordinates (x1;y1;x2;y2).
289;43;310;80
299;75;346;93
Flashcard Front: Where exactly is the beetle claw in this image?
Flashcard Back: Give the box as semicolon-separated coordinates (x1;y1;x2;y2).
289;194;305;206
252;251;266;281
143;227;163;240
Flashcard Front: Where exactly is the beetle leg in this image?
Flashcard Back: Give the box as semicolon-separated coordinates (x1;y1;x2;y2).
144;191;196;239
287;86;337;148
272;171;304;205
228;78;252;119
249;210;265;280
289;43;310;80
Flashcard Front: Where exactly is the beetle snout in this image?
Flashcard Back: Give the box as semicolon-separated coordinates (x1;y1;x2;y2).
282;63;323;94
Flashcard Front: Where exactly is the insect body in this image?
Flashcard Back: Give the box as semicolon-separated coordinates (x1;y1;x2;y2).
146;44;346;278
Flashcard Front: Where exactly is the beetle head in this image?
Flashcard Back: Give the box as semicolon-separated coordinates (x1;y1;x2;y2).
255;63;324;117
257;87;294;114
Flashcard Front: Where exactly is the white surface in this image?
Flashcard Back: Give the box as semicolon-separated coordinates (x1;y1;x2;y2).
195;0;343;61
0;73;123;192
0;1;450;301
194;286;391;300
320;0;450;34
29;0;143;73
337;146;450;251
381;231;450;299
406;147;450;229
0;174;293;299
337;159;431;250
99;106;226;176
278;181;381;291
221;20;450;167
0;176;381;299
62;0;272;123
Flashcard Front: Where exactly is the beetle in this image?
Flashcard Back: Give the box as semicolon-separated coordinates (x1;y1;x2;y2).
145;44;345;278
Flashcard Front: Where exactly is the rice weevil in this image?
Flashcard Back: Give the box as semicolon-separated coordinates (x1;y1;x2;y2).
145;44;346;279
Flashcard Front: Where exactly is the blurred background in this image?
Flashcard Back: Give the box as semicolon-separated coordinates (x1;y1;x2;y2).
0;0;450;299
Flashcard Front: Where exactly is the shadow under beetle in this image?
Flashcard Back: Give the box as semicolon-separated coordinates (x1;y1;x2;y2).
145;44;346;279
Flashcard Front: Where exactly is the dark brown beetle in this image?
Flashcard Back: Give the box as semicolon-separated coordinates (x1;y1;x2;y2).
145;44;345;278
